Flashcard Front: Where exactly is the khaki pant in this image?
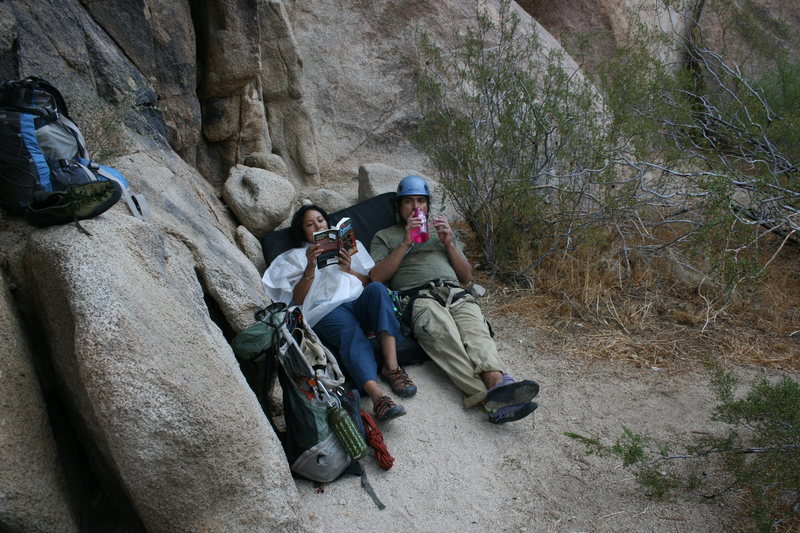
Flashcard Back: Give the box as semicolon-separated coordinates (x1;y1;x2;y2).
409;286;504;408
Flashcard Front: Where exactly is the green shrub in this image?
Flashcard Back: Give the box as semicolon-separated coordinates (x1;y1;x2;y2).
566;367;800;531
414;0;612;276
414;0;799;294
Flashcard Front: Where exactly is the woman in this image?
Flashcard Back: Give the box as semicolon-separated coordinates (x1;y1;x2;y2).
262;204;417;420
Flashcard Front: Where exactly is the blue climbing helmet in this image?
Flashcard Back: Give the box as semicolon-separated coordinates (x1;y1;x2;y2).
396;175;430;198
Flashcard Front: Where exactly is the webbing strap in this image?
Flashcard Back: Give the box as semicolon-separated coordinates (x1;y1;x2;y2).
57;114;89;159
360;469;386;510
397;279;459;299
399;281;473;322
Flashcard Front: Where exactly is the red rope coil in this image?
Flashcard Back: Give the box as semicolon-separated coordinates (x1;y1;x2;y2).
361;410;394;470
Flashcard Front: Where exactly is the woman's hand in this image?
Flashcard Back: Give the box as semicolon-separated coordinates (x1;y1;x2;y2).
337;248;354;274
303;243;322;277
293;243;322;304
338;249;369;286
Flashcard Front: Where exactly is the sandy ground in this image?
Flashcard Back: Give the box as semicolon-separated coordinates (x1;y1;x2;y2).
293;311;793;533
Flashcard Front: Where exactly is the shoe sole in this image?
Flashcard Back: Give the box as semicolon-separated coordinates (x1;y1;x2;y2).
380;374;418;398
484;380;539;411
377;405;407;421
490;401;538;425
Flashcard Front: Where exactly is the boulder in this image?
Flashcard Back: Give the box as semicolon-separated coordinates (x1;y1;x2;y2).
202;81;273;171
110;150;269;333
236;226;267;274
24;212;303;533
222;164;296;238
259;0;304;101
243;152;290;178
193;0;261;98
201;95;242;143
357;163;421;201
302;188;350;214
0;271;78;533
238;80;273;159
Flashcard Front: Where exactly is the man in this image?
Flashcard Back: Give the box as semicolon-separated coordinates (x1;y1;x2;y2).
369;175;539;424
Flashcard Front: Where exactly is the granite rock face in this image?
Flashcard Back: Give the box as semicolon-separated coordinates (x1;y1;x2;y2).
0;0;788;529
22;213;301;532
286;0;571;189
0;271;78;533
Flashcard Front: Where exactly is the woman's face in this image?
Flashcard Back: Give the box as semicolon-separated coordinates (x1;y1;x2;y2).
302;209;328;242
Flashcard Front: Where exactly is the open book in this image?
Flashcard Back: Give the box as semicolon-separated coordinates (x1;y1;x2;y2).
313;217;357;268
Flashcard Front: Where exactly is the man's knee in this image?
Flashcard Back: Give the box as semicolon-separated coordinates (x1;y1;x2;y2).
452;301;491;331
412;301;456;343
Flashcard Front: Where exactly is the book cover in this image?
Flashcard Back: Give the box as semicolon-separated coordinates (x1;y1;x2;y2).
312;217;357;268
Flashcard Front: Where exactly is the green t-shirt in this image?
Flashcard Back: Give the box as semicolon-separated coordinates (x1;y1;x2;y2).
370;225;467;291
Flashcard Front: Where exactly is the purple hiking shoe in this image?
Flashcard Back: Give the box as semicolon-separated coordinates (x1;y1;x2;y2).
488;401;538;424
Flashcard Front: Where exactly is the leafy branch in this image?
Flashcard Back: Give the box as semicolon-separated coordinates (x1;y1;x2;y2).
566;367;800;532
414;0;799;293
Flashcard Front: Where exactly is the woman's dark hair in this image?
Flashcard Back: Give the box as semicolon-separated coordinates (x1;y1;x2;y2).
289;204;330;246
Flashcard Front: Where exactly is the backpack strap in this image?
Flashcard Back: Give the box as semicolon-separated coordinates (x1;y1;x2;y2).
344;461;386;510
0;80;32;109
57;114;90;159
32;113;59;128
259;340;283;440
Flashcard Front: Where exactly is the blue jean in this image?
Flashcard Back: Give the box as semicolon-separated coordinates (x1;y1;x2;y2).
314;282;404;390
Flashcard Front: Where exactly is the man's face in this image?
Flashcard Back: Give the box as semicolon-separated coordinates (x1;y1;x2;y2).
398;195;429;222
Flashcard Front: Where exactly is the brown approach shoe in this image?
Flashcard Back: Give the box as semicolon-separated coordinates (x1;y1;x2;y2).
380;367;418;398
373;395;406;421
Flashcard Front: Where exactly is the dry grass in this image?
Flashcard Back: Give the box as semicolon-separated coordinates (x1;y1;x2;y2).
469;229;800;374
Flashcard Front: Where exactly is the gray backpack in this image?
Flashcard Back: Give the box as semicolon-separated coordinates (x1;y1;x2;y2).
0;76;149;227
232;304;352;482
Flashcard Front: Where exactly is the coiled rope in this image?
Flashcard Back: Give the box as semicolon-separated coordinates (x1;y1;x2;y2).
361;410;394;470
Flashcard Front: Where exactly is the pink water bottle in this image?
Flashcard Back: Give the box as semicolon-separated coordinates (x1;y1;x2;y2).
411;207;429;243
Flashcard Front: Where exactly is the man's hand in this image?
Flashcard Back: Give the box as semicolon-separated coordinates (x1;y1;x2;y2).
404;212;425;245
433;216;453;246
433;216;473;284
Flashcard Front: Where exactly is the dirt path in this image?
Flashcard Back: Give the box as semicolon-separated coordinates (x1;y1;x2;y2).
294;312;785;532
